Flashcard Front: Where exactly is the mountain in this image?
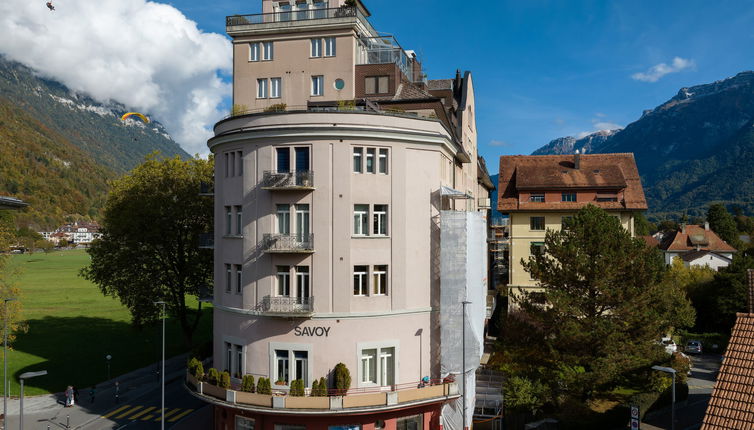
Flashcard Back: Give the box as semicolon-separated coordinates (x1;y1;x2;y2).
0;56;190;229
532;129;620;156
531;71;754;219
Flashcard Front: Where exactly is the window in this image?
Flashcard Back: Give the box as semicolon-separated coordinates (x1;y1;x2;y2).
225;342;232;372
561;216;573;230
530;216;545;231
562;192;576;202
273;349;308;387
310;38;322;57
324;37;336;57
263;41;274;60
353;265;368;296
359;346;395;386
373;205;387;236
295;204;310;242
530;241;545;256
270;78;281;98
311;75;324;96
257;78;268;99
296;266;310;299
294;351;308;386
275;350;289;384
276;147;291;172
236;416;255;430
353;205;369;236
294;147;310;172
378;149;388;173
277;265;291;296
353;148;363;173
225;264;232;293
235;264;243;293
396;414;423;430
226;342;243;377
530;194;545;203
237;151;243;176
373;265;387;295
230;152;236;177
365;76;389;94
224;153;229;177
249;42;260;62
235;205;243;235
366;148;375;173
277;204;290;235
361;349;377;383
225;206;232;235
596;193;618;202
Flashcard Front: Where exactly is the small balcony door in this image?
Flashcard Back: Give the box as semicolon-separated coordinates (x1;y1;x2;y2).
296;266;310;299
295;204;310;242
380;347;395;386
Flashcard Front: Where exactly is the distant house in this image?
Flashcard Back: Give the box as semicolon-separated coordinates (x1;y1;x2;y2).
658;223;736;270
0;196;27;210
41;222;102;246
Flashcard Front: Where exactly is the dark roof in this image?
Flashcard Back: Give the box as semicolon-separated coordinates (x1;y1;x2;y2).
660;225;737;253
497;153;648;211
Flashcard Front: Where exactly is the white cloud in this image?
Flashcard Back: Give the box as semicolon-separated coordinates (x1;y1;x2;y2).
0;0;232;156
593;121;622;130
631;57;695;83
489;139;511;147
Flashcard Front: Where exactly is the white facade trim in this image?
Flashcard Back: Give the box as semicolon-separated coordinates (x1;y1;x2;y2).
213;302;432;319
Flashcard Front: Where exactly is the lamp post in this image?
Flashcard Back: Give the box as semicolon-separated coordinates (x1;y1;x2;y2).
461;300;471;430
105;354;112;381
19;370;47;430
3;297;16;422
652;365;677;430
154;301;166;430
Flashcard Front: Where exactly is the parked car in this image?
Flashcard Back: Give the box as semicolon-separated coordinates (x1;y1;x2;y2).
661;337;677;354
686;340;703;354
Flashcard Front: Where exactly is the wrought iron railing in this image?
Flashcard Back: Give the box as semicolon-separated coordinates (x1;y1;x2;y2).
261;171;314;189
257;296;313;314
263;234;314;252
198;233;214;249
227;6;375;35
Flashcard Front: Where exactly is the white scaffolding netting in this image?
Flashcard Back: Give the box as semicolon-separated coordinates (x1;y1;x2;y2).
440;211;487;430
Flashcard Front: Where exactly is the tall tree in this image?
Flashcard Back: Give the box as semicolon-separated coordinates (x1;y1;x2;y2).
707;203;739;247
81;154;213;347
503;205;694;401
0;211;27;345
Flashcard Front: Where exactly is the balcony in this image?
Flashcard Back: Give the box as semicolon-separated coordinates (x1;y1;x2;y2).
357;35;425;84
226;6;376;36
198;233;214;249
187;373;459;414
261;171;314;191
263;234;314;253
255;296;313;316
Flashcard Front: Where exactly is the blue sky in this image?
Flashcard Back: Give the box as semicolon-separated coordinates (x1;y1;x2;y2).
175;0;754;173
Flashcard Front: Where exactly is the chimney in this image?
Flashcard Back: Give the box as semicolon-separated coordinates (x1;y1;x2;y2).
748;269;754;314
574;149;581;170
681;223;686;234
704;221;710;231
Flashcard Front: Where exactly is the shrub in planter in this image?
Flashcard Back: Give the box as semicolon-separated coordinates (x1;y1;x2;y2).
187;357;200;375
194;362;204;381
219;371;231;389
318;377;328;396
333;363;351;394
264;103;287;113
311;379;320;397
206;368;220;386
290;379;305;396
242;375;255;393
257;377;272;395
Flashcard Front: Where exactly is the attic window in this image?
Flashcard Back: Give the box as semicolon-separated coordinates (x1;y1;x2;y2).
593;169;600;174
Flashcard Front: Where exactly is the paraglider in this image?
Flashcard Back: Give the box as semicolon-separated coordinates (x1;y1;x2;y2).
120;112;150;123
46;2;55;11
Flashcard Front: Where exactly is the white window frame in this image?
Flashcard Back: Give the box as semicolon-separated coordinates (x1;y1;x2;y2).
311;75;324;96
225;264;232;293
269;342;313;389
263;41;274;61
235;264;243;294
310;38;322;57
235;205;243;235
225;206;232;235
277;265;291;296
353;147;363;173
353;265;368;296
270;77;281;99
324;37;336;57
277;204;291;235
378;148;388;174
365;148;375;173
295;266;310;299
373;205;387;236
356;340;399;388
257;78;268;99
249;42;260;62
373;265;387;295
353;205;369;236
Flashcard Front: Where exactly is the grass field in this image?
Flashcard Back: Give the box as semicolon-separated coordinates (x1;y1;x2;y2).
3;249;212;396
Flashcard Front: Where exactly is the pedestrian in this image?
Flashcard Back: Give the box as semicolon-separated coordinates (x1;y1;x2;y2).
114;381;120;404
89;385;96;403
65;385;74;407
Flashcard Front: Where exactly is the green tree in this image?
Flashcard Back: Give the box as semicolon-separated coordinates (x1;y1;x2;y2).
506;205;694;401
634;212;655;236
81;154;213;347
504;376;548;416
0;211;27;345
707;203;739;248
333;363;351;394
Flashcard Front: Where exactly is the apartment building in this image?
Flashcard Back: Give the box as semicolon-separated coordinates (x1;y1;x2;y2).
497;153;647;304
191;1;493;429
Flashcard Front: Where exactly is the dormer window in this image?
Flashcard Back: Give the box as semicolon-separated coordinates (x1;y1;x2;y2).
530;194;545;203
596;192;618;202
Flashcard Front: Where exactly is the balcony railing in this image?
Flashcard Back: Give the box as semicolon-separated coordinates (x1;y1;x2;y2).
198;233;214;249
227;6;376;36
261;170;314;190
263;234;314;253
256;296;313;315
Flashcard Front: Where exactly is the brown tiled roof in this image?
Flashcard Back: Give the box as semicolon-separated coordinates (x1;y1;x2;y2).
640;235;660;248
427;79;452;90
497;153;648;212
701;312;754;429
660;225;737;253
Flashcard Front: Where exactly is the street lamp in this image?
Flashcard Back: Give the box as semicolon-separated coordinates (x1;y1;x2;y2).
154;301;166;430
105;354;112;381
3;297;16;422
19;370;47;430
652;365;677;430
461;300;471;430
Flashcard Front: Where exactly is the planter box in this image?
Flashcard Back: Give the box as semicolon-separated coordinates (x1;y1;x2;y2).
397;384;445;403
236;391;273;407
343;392;386;408
186;373;199;390
203;383;227;400
285;396;330;409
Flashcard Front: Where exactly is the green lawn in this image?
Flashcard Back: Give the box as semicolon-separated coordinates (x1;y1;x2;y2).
3;249;212;396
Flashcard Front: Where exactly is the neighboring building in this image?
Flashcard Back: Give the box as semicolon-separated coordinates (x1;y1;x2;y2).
658;223;736;270
701;269;754;429
497;153;647;303
192;1;492;429
40;222;102;245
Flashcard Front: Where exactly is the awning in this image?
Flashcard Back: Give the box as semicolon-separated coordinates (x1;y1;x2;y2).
440;186;472;199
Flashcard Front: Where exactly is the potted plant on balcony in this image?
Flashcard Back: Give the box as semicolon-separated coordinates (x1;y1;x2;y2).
333;363;351;395
290;379;305;396
257;377;272;395
274;378;288;386
206;368;220;385
241;375;255;393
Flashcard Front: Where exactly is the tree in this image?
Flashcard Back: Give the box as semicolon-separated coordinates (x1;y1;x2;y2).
0;211;27;345
505;205;694;402
634;212;655;236
81;154;213;347
707;203;739;248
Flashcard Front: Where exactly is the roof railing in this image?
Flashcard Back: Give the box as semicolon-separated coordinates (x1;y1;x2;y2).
226;6;376;36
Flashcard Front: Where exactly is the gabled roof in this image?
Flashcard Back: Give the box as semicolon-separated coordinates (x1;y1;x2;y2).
497;153;647;212
660;225;737;253
639;235;660;248
680;250;732;263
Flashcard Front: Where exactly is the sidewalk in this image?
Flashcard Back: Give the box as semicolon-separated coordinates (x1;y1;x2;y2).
2;353;190;429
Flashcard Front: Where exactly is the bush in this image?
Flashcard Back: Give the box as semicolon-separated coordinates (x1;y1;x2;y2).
206;368;220;385
311;377;328;396
311;379;319;396
219;371;231;389
230;104;249;116
187;357;200;376
257;377;272;395
241;375;255;393
333;363;351;394
677;330;729;353
290;379;305;396
264;103;287;113
503;376;547;416
630;391;661;421
194;362;204;381
670;352;691;384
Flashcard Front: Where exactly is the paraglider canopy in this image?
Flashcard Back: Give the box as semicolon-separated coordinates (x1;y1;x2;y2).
121;112;150;123
46;2;55;10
